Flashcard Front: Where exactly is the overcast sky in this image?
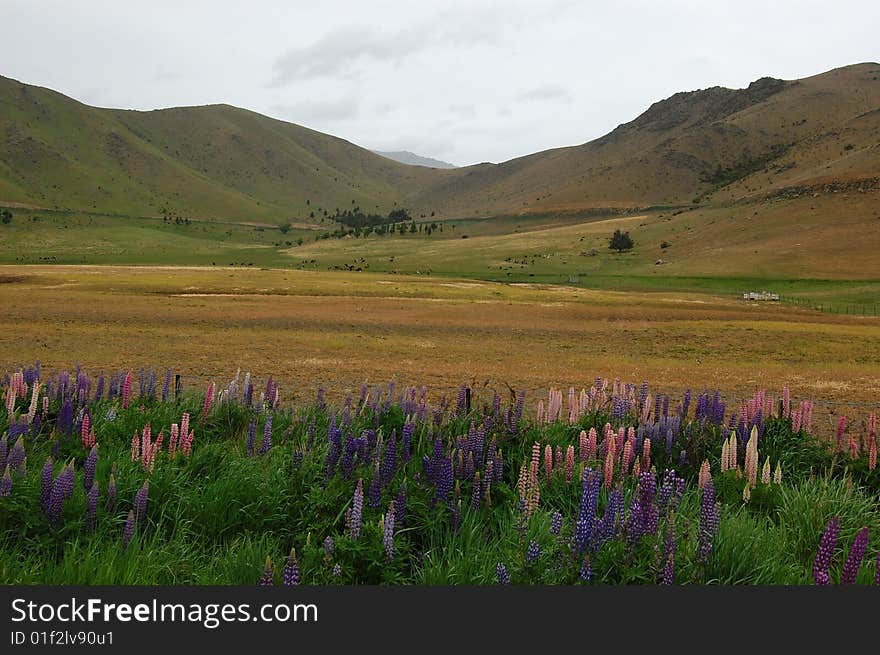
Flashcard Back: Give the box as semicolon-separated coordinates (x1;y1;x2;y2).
3;0;878;165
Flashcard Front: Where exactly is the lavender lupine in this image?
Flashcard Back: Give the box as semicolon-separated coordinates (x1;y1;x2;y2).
323;536;334;562
122;509;136;549
133;481;149;527
8;437;25;475
0;465;10;497
258;415;273;455
86;483;99;531
660;514;676;585
496;563;510;585
332;563;342;577
383;501;396;561
83;445;98;491
840;527;869;585
347;480;364;540
813;516;840;585
283;549;300;586
550;511;563;536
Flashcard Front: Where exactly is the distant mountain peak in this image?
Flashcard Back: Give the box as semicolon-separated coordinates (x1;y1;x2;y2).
373;150;457;169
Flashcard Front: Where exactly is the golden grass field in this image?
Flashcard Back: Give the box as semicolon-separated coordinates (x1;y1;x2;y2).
2;266;878;433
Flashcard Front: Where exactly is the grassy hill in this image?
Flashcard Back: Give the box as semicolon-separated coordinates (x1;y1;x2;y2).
3;63;878;224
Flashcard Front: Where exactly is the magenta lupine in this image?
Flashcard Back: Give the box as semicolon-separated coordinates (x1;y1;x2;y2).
835;416;847;453
201;382;215;424
122;509;136;549
122;371;133;409
283;549;300;586
813;516;840;585
86;483;99;531
133;481;149;527
83;445;98;491
0;465;10;497
40;457;53;513
383;501;396;561
840;527;869;585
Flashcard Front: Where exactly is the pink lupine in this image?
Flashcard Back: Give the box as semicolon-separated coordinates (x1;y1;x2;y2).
621;439;633;476
80;413;90;450
536;401;545;425
180;412;190;441
792;408;802;433
869;436;877;471
122;371;133;409
130;430;140;462
848;436;859;460
565;445;575;483
835;416;847;453
604;444;614;489
181;430;194;457
578;430;588;463
568;387;578;424
169;424;179;457
642;437;651;472
543;444;553;478
587;428;597;461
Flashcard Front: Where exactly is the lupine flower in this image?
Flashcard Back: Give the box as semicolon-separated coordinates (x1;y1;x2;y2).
283;549;300;586
526;540;541;565
107;474;117;514
660;513;676;585
332;563;342;577
83;445;98;491
869;435;877;471
259;556;274;585
761;457;771;485
40;457;53;513
323;536;334;562
122;509;136;549
130;430;140;462
258;414;273;455
86;483;99;531
368;465;382;509
699;480;719;563
0;434;7;472
0;465;10;497
550;511;562;536
813;516;840;585
470;471;481;509
579;556;592;582
8;437;25;475
201;382;215;423
347;479;364;539
835;416;847;453
496;563;510;585
383;501;396;560
565;445;575;483
133;481;149;527
840;527;869;585
48;463;75;527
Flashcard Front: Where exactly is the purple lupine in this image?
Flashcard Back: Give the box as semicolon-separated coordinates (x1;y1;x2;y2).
258;414;273;455
575;468;602;552
0;465;10;497
470;472;482;509
245;418;256;456
579;556;592;582
332;563;342;577
133;481;149;527
699;480;719;563
58;398;74;435
283;549;300;586
40;457;53;513
83;445;98;491
401;421;414;463
813;516;840;585
434;457;453;504
122;509;136;549
449;499;462;533
840;527;869;585
48;463;74;527
106;474;117;514
381;430;397;486
368;469;381;509
876;552;880;586
161;369;172;402
0;434;7;471
323;536;334;560
86;483;99;531
660;515;676;585
8;437;25;475
259;557;274;585
348;479;364;539
395;481;407;527
550;511;563;536
526;540;541;565
496;563;510;585
383;502;396;561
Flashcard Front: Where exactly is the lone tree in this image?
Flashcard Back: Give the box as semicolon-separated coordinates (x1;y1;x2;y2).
609;229;634;252
0;209;12;225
